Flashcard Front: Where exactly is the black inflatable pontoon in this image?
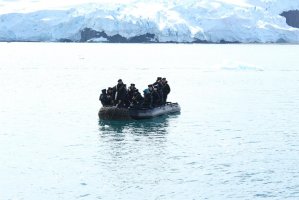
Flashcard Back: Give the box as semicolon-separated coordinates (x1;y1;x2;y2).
98;102;181;120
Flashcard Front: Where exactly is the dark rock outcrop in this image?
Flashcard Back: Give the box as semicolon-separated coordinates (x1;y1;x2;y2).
281;10;299;28
58;38;73;42
129;33;156;43
80;28;108;42
193;38;240;44
193;39;209;44
109;34;127;43
79;28;241;44
80;28;157;43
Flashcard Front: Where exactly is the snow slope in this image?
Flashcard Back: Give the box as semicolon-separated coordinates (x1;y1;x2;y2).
0;0;298;43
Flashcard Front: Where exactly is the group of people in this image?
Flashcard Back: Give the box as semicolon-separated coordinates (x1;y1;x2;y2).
99;77;171;109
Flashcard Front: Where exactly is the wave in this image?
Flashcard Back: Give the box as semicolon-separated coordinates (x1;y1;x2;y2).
220;61;264;71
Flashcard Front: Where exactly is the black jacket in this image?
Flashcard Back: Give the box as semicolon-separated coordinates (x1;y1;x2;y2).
114;83;127;101
127;88;136;102
100;93;110;106
143;92;153;107
162;83;170;95
131;92;144;106
152;90;161;106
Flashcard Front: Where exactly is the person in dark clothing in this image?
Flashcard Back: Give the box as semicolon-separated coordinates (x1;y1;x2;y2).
143;88;153;108
113;79;127;108
127;83;137;103
99;89;110;106
153;77;164;104
148;84;153;93
130;89;144;108
147;84;161;106
153;77;163;90
162;78;171;103
106;87;114;106
152;86;161;106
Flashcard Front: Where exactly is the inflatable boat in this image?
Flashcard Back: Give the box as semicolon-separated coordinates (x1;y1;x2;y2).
98;102;180;120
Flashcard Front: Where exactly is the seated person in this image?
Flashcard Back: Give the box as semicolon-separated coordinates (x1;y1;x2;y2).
127;83;137;102
130;89;144;108
106;87;114;106
142;89;153;108
99;89;110;106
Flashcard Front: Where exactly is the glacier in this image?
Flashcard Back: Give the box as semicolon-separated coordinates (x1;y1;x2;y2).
0;0;299;43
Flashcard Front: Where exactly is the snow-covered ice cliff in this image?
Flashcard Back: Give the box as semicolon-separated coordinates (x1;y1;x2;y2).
0;0;299;43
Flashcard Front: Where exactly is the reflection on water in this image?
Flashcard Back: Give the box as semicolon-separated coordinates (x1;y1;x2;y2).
98;114;181;145
98;114;178;136
97;115;180;174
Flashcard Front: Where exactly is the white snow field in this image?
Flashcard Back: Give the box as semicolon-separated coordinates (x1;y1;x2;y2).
0;0;299;43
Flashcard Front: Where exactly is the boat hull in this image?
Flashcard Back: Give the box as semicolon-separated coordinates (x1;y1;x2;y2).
98;103;180;120
129;103;181;119
98;106;131;120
